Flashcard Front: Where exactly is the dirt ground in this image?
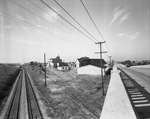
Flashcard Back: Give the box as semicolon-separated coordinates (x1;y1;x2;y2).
27;65;110;119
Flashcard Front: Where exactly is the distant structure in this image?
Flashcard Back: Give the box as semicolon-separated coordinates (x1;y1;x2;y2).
124;60;132;67
76;57;107;75
48;55;69;71
48;55;62;68
68;62;76;67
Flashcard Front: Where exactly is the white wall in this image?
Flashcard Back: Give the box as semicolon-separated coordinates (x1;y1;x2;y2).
76;60;80;69
100;65;136;119
78;65;104;75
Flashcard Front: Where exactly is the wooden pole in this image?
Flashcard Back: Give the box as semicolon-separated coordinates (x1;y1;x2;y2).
95;42;107;96
44;53;47;87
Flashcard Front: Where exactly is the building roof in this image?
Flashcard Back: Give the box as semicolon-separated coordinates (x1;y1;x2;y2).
59;62;68;66
49;56;62;63
89;59;107;68
77;57;89;63
77;57;107;68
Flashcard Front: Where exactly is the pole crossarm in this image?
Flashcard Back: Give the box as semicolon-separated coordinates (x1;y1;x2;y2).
95;41;106;44
95;51;107;54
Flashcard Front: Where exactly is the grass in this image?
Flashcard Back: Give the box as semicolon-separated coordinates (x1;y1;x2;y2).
0;65;20;112
27;65;110;119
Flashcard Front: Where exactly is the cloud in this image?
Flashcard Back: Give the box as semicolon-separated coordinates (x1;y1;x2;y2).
4;26;13;29
43;9;60;22
128;32;139;40
35;25;51;35
117;33;126;37
21;26;28;30
117;32;139;40
141;25;149;32
44;27;49;30
13;38;37;44
109;5;127;26
36;25;42;28
35;25;47;30
119;12;131;24
16;14;24;20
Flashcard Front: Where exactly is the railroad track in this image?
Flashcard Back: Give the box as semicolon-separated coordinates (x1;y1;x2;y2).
4;69;43;119
119;69;150;119
25;69;43;119
4;70;23;119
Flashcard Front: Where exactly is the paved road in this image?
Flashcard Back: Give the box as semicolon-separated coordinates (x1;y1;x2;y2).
117;64;150;93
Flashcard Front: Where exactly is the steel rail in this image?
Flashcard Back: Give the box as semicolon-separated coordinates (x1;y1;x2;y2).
24;69;43;119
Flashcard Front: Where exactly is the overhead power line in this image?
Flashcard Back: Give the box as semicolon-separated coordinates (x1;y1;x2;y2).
27;0;76;34
27;0;100;47
1;13;95;51
80;0;104;41
80;0;112;55
11;0;94;46
0;12;54;36
40;0;97;43
53;0;99;42
9;0;69;34
53;0;110;58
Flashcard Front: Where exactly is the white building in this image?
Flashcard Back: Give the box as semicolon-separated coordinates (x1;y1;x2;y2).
76;57;107;75
78;65;105;75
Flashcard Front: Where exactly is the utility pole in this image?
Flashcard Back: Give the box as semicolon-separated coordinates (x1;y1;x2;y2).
44;53;47;87
108;56;112;65
95;41;107;96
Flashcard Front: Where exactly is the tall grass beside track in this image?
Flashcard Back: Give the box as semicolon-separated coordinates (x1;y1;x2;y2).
0;65;20;112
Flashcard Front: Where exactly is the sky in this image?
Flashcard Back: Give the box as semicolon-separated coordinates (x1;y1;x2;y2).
0;0;150;63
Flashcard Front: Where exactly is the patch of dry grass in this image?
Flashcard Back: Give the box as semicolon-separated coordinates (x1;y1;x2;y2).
27;65;110;119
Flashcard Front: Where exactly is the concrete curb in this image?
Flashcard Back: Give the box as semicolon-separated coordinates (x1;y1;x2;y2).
100;65;137;119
